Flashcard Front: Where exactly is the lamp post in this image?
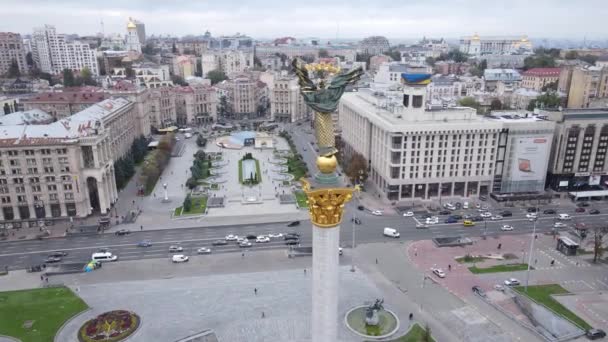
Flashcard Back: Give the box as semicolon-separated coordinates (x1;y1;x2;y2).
524;207;539;292
350;170;363;273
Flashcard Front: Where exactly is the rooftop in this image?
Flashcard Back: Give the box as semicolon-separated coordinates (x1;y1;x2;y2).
23;91;106;104
522;68;561;77
484;69;522;81
0;109;53;126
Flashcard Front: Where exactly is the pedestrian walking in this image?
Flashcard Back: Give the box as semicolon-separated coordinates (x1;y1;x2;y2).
140;225;143;231
448;264;451;271
261;311;265;318
409;313;413;320
45;277;49;283
254;288;258;295
375;258;378;264
40;275;44;281
242;252;245;258
304;268;307;275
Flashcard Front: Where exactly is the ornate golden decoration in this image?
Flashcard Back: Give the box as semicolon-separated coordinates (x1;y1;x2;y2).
301;179;353;228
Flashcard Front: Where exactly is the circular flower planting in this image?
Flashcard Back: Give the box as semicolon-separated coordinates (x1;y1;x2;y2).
77;310;140;342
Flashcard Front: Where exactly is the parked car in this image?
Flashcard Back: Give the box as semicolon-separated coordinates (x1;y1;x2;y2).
438;210;451;215
504;278;521;286
357;205;365;211
212;240;228;246
576;207;586;213
268;233;283;238
48;251;68;257
451;214;463;220
491;215;503;221
501;225;514;231
527;207;537;213
225;234;239;241
403;211;414;217
239;241;252;248
589;209;600;215
499;211;512;217
472;286;486;297
137;240;152;247
115;229;130;236
543;209;556;214
431;268;446;278
586;329;606;340
169;245;183;253
285;239;300;245
246;234;257;240
444;217;458;224
171;255;189;263
44;256;62;263
256;236;270;243
284;233;300;240
371;210;383;216
287;221;301;227
196;247;211;254
471;216;483;222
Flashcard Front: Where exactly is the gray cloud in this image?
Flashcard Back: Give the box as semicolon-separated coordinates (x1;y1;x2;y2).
0;0;606;39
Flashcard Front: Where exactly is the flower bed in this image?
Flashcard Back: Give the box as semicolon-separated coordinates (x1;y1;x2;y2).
77;310;140;342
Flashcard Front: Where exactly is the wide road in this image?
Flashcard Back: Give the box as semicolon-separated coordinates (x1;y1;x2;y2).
0;202;604;270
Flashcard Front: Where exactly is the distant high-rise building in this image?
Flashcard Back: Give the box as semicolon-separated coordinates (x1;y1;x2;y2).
0;32;28;75
358;36;390;55
133;19;146;44
125;18;142;53
31;25;99;75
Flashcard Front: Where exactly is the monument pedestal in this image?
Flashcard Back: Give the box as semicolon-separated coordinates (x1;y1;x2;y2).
314;171;339;185
312;224;340;342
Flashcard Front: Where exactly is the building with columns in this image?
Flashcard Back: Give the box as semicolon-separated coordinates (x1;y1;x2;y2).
459;34;532;56
174;84;218;126
339;75;554;201
0;98;139;223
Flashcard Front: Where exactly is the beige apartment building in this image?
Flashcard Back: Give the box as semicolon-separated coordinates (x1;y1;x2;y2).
521;68;560;91
0;98;144;224
149;87;177;128
0;32;28;76
174;84;217;126
269;76;310;123
216;75;268;120
565;66;608;108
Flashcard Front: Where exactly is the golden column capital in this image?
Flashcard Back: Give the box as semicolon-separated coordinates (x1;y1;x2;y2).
301;179;353;228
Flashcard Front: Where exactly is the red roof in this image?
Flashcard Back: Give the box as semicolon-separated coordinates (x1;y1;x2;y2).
25;92;107;104
522;68;561;77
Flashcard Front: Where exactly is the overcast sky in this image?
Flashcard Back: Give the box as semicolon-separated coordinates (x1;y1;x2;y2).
0;0;606;39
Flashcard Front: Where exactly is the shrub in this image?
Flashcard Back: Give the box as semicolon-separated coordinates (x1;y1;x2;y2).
183;194;192;212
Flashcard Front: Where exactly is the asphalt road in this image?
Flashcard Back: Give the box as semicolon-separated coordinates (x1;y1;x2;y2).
1;202;605;270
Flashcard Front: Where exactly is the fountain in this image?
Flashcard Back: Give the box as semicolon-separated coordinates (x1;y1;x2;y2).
344;299;400;340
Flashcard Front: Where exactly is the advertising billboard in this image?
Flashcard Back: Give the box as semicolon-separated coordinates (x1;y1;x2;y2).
511;136;551;182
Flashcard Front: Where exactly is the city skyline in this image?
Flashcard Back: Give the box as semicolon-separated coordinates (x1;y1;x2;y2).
0;0;607;39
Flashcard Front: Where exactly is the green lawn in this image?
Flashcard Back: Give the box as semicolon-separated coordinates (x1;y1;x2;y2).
238;159;243;183
0;287;88;342
174;196;208;216
513;284;592;330
468;263;531;274
287;156;307;181
294;191;308;208
370;323;434;342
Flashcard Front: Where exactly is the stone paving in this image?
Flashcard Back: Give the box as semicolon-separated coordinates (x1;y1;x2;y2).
54;266;386;342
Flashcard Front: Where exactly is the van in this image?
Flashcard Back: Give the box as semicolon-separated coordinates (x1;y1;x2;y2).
383;227;400;238
91;252;118;262
558;213;572;221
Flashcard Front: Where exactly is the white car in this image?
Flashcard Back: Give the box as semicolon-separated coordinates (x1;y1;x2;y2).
501;225;514;231
339;247;343;255
256;236;270;243
371;210;383;216
504;278;520;286
491;215;503;221
525;213;537;219
554;222;567;228
480;212;492;218
196;247;211;254
403;211;414;217
225;234;238;241
239;241;252;247
169;245;183;252
171;255;189;263
431;268;446;278
426;218;438;225
416;223;429;229
268;233;283;238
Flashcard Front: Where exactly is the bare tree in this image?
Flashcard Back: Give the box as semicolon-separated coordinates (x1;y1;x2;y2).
592;226;607;263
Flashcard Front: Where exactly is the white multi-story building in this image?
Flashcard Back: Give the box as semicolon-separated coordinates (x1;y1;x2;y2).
426;76;464;103
201;50;253;77
484;69;522;92
339;75;554;201
358;36;390;55
373;63;431;86
459;34;533;57
112;63;172;88
0;32;28;75
31;25;99;76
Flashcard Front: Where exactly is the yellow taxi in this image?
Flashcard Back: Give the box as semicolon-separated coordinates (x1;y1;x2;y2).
463;220;475;227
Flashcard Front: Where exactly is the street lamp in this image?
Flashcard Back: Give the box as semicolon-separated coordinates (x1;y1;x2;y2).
524;207;539;292
350;170;363;273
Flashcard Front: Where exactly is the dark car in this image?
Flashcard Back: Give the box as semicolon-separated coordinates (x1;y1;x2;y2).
499;211;513;217
137;240;152;247
472;286;486;297
543;209;556;214
246;234;257;240
48;251;68;257
586;329;606;340
590;209;600;215
444;217;458;224
576;207;586;213
287;221;300;227
284;234;300;240
450;214;463;220
44;256;62;263
527;207;537;213
285;239;300;245
479;195;487;201
357;205;365;211
115;229;130;236
471;216;483;222
212;240;228;246
421;213;433;219
577;201;590;207
351;218;361;225
438;210;451;215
